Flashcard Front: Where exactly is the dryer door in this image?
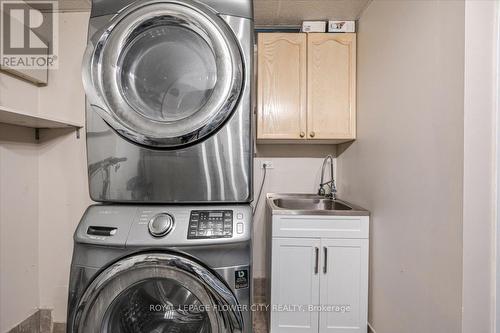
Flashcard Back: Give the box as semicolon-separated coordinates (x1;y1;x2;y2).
83;0;243;148
72;253;244;332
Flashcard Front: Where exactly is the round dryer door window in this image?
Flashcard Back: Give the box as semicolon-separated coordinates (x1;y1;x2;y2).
72;253;243;332
83;0;244;148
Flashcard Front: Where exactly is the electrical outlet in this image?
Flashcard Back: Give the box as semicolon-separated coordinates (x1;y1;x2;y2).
261;161;274;169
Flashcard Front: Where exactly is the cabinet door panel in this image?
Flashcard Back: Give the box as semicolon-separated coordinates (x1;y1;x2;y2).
319;238;368;333
258;33;307;139
307;33;356;140
271;238;320;333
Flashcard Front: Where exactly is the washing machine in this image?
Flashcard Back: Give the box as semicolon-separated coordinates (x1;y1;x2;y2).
83;0;254;203
67;204;252;332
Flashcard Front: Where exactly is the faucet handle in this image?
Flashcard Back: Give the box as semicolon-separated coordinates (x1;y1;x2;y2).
331;179;337;200
318;186;326;196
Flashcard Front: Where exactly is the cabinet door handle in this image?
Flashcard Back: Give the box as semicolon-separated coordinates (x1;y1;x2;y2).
323;247;328;274
310;131;316;138
314;247;319;274
300;131;305;138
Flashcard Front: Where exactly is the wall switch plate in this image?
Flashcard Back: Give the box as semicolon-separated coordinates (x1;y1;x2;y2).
261;161;274;169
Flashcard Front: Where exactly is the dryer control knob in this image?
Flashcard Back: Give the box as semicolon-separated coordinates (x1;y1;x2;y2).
148;213;174;238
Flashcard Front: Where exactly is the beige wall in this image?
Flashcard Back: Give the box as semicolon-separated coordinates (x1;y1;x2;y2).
337;1;465;332
0;16;44;333
462;1;498;332
0;11;90;330
38;12;88;124
37;11;91;323
37;127;90;323
252;156;335;277
0;125;40;332
0;73;39;116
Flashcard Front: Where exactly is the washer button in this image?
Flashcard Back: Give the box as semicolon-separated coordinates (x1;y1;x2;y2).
148;213;174;238
237;223;244;234
237;213;243;220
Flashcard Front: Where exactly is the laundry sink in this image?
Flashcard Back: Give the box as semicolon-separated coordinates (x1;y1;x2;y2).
273;197;352;211
267;193;369;216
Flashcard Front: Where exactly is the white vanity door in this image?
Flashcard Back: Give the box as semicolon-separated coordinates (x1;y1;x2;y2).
271;237;321;333
319;238;368;333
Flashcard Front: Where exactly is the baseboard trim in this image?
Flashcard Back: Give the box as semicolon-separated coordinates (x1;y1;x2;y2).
52;322;66;333
7;309;61;333
368;322;377;333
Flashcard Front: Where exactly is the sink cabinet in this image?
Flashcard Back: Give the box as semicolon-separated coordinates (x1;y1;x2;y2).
266;214;369;333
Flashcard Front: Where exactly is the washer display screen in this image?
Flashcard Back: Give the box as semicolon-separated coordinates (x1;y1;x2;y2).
188;210;233;239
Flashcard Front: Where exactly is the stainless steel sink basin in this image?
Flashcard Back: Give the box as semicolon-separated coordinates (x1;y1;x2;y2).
267;193;369;216
273;198;352;211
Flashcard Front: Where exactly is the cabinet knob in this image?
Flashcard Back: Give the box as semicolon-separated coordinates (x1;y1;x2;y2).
299;131;305;138
309;131;316;138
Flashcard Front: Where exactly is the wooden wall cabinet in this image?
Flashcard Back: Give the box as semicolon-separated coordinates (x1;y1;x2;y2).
257;33;357;143
257;33;307;140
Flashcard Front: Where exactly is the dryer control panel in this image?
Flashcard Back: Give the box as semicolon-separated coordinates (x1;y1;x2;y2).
188;210;233;239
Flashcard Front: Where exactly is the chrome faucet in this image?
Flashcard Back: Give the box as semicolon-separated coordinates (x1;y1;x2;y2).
318;155;337;200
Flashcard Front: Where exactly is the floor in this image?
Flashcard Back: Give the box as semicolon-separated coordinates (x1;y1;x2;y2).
253;278;268;333
253;307;268;333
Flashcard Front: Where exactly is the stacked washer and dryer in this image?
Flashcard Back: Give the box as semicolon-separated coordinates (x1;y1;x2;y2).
67;0;254;332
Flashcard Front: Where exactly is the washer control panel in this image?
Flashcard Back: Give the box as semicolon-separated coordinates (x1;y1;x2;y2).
188;210;233;239
76;205;251;247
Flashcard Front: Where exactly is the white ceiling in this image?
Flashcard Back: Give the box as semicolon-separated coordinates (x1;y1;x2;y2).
254;0;371;27
53;0;372;26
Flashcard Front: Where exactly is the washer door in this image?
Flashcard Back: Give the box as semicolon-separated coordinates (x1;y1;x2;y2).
83;0;243;148
72;253;244;332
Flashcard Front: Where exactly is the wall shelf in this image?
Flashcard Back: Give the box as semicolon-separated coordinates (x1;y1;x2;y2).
0;106;83;140
0;106;83;129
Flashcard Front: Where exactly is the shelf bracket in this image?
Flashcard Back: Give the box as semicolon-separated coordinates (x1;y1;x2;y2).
35;128;40;141
76;127;81;139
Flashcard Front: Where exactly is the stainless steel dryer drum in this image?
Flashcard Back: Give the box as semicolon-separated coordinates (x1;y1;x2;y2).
84;0;254;203
67;204;253;333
